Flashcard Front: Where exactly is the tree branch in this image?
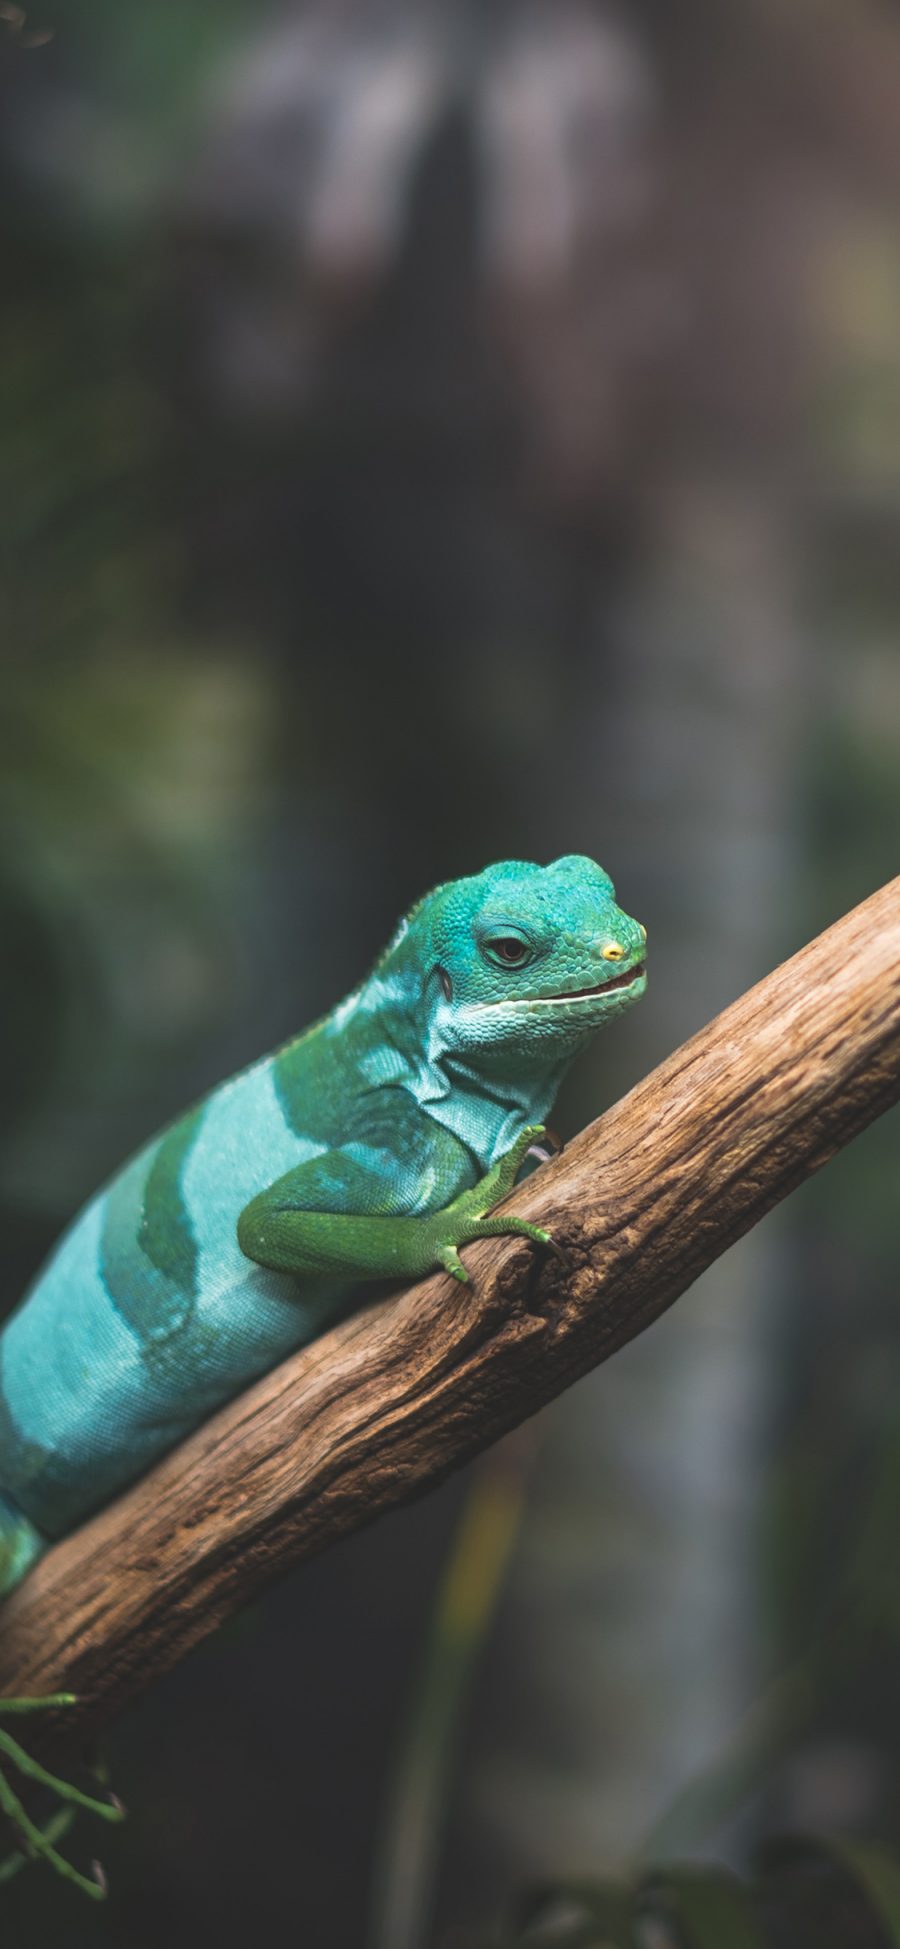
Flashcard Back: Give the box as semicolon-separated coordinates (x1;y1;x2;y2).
1;878;898;1750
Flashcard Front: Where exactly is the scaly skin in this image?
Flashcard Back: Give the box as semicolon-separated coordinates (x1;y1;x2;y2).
0;854;646;1892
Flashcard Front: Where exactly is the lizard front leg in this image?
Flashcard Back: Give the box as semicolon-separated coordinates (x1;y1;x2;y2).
237;1124;560;1287
414;1124;566;1284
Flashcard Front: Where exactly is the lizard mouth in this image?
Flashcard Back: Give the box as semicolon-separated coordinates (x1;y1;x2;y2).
529;961;646;1004
474;961;646;1012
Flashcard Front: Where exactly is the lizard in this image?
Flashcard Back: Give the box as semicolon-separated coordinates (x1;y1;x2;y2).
0;853;646;1895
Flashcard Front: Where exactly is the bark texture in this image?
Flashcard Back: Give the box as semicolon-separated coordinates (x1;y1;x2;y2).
1;877;898;1752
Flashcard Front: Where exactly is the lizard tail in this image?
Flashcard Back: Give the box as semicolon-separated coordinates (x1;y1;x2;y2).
0;1490;46;1599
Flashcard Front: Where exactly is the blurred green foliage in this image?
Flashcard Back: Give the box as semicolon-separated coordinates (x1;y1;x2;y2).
477;1836;900;1947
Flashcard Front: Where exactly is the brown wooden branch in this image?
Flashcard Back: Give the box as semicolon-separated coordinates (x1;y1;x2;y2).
1;877;899;1752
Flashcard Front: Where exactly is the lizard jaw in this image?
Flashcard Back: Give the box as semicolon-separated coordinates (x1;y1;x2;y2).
494;961;646;1007
462;962;646;1019
533;961;646;1002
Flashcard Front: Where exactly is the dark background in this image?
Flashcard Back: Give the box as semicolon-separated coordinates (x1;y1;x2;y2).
0;1;898;1943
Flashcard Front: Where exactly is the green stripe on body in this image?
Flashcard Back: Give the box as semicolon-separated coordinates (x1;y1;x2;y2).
139;1104;204;1287
100;1106;204;1347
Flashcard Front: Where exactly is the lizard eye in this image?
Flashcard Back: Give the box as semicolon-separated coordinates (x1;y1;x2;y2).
482;934;532;970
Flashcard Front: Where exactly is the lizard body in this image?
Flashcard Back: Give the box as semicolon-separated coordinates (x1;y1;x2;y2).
0;854;645;1598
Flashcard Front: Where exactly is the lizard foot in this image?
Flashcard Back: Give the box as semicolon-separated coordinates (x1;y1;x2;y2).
0;1695;124;1900
433;1126;568;1285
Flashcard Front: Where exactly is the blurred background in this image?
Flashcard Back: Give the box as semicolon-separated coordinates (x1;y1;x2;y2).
0;0;898;1943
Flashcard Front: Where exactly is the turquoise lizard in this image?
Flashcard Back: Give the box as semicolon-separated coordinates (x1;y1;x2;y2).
0;854;646;1894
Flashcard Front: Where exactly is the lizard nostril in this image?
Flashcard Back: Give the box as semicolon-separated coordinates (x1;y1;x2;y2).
602;943;625;961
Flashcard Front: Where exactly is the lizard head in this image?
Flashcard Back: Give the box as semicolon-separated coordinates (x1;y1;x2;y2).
402;855;647;1071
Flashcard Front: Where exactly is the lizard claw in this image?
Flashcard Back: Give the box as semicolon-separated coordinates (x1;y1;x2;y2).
540;1231;571;1272
516;1222;570;1272
438;1243;471;1284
